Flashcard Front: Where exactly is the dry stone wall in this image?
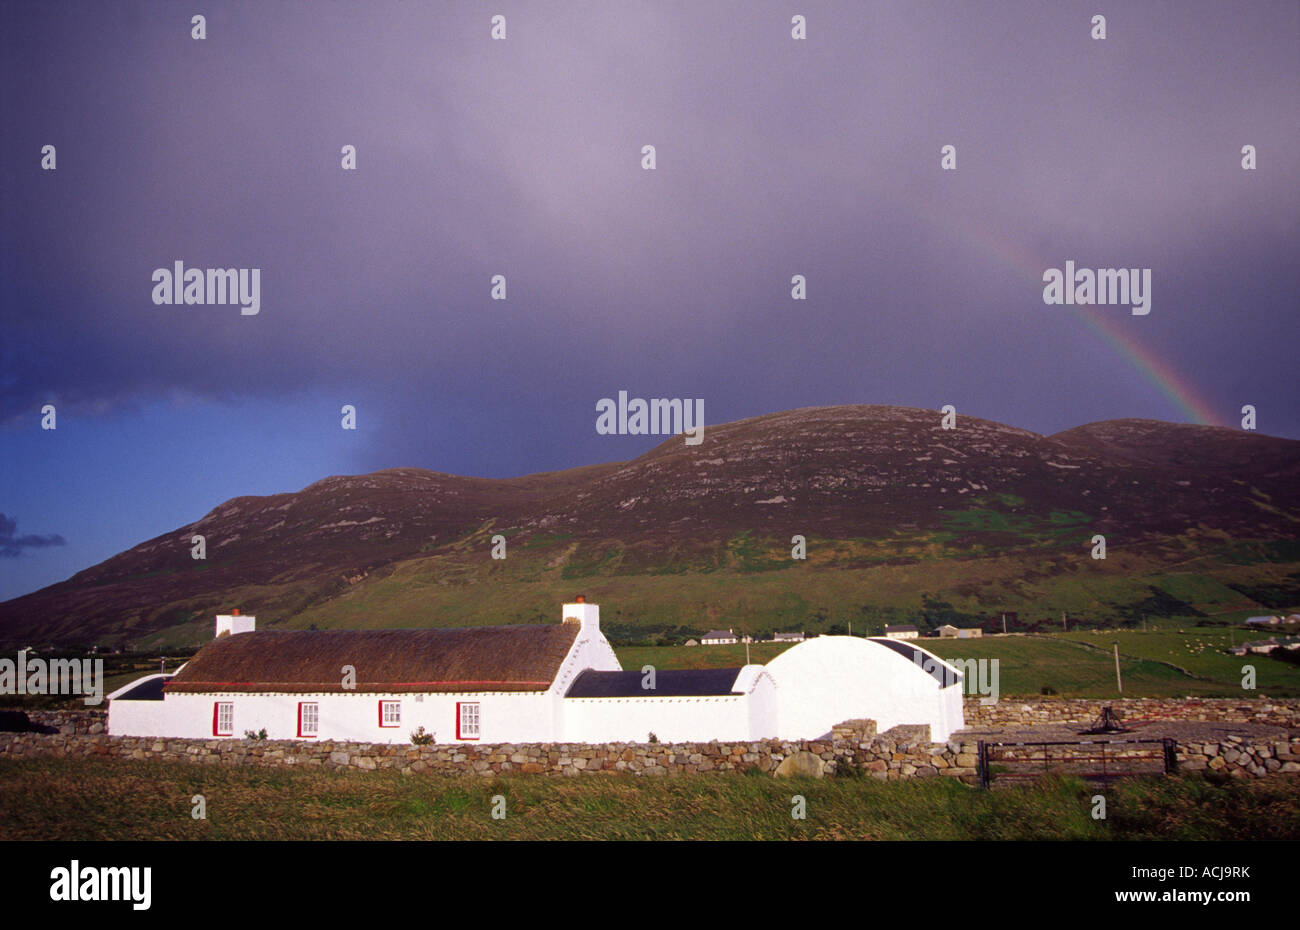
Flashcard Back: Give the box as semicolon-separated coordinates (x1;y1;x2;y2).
2;724;1296;781
962;697;1300;729
0;725;975;780
0;700;1296;781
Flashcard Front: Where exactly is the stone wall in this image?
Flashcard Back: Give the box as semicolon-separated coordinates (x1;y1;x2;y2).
14;708;107;735
0;724;979;780
1177;736;1300;777
8;698;1297;738
2;723;1296;782
962;697;1300;729
2;700;1296;782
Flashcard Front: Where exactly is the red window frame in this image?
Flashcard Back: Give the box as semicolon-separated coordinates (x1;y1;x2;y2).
378;700;400;728
455;701;480;740
212;701;233;736
297;701;319;738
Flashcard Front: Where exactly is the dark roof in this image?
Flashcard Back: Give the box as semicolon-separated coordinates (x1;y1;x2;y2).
165;625;578;694
114;675;171;701
884;624;919;632
565;667;743;698
701;630;736;639
867;638;961;688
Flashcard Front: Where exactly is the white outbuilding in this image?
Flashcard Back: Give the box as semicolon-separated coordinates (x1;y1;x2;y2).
108;598;964;745
763;635;965;742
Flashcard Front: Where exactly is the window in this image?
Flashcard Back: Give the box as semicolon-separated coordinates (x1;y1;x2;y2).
213;702;233;736
298;702;319;737
379;700;401;728
456;702;480;740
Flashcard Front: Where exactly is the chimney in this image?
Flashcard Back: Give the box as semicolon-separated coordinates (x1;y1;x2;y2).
562;596;599;634
215;611;256;639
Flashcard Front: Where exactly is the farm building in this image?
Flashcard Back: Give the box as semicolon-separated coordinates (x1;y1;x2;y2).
772;631;805;642
936;625;983;639
883;624;920;640
107;599;965;744
700;629;738;645
1245;615;1282;627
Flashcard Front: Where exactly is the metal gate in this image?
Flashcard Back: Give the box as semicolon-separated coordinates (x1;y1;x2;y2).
977;738;1177;788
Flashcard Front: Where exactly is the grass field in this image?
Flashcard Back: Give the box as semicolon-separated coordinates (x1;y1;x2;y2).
616;630;1300;698
1;756;1297;841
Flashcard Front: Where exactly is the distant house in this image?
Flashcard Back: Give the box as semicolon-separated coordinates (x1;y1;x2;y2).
884;624;919;641
1246;639;1280;654
701;630;738;645
1245;616;1282;627
936;625;980;639
772;632;805;643
1287;615;1300;625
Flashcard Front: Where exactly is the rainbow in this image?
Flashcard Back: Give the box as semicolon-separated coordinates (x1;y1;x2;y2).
890;191;1224;427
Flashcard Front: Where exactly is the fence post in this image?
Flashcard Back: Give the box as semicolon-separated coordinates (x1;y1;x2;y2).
1163;739;1177;774
977;741;989;789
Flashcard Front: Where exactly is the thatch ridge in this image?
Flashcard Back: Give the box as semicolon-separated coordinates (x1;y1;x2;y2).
164;624;579;694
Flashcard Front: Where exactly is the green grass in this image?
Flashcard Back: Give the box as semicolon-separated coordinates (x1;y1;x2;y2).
1;756;1296;840
615;631;1300;698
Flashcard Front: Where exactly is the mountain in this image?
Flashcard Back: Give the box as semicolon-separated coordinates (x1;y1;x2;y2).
3;405;1298;649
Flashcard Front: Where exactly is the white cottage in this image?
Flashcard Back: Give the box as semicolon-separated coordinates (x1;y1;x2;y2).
108;598;964;744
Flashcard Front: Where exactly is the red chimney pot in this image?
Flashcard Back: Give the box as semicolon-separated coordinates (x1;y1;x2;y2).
575;595;585;603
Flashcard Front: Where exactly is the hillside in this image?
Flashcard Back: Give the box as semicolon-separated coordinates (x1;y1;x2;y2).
2;405;1298;648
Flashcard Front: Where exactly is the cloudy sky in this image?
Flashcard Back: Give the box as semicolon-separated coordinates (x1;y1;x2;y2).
2;0;1297;600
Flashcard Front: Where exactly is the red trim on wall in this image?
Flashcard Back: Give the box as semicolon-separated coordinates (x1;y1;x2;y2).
455;701;481;740
212;701;232;736
297;701;317;738
171;679;550;690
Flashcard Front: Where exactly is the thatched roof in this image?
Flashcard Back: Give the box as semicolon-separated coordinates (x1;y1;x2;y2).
164;625;579;694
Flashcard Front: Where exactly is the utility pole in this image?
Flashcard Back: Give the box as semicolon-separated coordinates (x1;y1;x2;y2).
1062;611;1067;632
745;641;750;665
1002;613;1007;634
1113;642;1123;693
848;621;852;637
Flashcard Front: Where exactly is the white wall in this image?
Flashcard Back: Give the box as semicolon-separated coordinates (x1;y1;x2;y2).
109;690;556;744
562;695;752;743
764;636;965;742
734;664;779;739
214;614;256;637
560;662;778;743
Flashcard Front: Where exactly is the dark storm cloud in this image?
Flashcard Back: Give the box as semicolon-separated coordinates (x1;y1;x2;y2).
2;0;1297;453
0;514;67;558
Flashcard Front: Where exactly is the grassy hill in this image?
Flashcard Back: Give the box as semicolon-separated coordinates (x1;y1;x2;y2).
617;628;1300;698
4;405;1298;650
